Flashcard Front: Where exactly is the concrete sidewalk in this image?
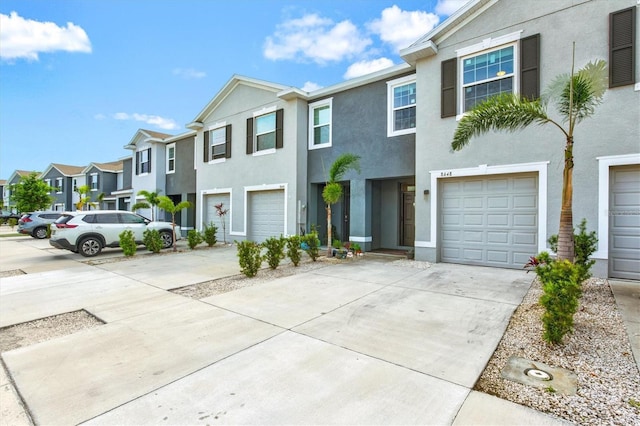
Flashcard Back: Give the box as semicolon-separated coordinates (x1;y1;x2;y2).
0;237;589;425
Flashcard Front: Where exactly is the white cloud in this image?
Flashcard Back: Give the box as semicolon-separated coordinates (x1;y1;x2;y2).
113;113;179;130
264;13;371;64
368;5;439;52
0;11;91;61
301;81;322;92
172;68;206;79
435;0;469;16
343;58;395;79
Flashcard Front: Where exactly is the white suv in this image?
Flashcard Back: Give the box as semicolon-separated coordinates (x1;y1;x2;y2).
50;210;178;257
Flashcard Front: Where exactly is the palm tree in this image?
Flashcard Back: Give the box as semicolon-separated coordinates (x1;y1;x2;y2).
75;185;95;211
157;195;191;251
452;54;607;262
322;153;360;256
132;189;162;221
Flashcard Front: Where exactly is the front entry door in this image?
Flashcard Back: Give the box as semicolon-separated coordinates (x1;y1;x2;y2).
401;190;415;246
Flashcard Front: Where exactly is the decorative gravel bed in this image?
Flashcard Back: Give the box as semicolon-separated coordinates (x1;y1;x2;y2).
475;277;640;425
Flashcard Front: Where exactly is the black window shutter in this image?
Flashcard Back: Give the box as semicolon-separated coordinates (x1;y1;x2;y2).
610;7;636;88
135;152;140;175
520;33;540;100
225;124;232;158
203;130;210;162
246;118;254;154
275;109;284;149
147;148;151;173
441;58;457;118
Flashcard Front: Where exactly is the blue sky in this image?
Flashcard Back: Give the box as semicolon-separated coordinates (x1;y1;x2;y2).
0;0;467;179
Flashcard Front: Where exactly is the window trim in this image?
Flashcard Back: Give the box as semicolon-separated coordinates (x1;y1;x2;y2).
247;107;283;155
387;74;417;137
136;148;151;175
56;177;63;194
90;173;98;192
166;143;176;174
308;98;333;150
207;125;227;164
456;30;522;119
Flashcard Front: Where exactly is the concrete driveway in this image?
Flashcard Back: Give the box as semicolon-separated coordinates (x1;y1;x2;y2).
0;232;570;425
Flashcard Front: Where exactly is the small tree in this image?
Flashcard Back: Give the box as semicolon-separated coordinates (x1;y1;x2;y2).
10;172;53;213
322;154;360;256
214;203;229;244
203;222;218;247
75;185;96;211
132;189;163;221
157;195;191;251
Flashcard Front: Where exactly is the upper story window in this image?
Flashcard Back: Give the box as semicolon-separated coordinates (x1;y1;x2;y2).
441;31;540;119
309;98;332;149
387;75;416;137
90;173;98;191
462;45;514;111
166;143;175;173
204;125;231;162
246;108;283;155
56;177;63;193
44;179;52;193
136;148;151;175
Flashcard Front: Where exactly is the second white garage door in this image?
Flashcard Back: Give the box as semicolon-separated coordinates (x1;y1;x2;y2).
248;189;285;243
440;173;538;269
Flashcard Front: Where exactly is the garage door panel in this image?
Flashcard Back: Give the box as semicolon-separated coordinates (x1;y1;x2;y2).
610;165;640;280
249;190;285;243
440;173;538;269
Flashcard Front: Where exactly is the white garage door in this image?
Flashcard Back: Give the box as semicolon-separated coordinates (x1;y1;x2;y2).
249;190;285;243
205;193;230;243
609;165;640;280
440;173;538;269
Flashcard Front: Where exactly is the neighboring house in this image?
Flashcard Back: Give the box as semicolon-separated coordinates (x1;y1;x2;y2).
400;0;639;278
162;131;197;234
187;75;308;244
40;163;85;211
108;156;134;211
124;129;172;220
0;180;6;210
81;161;123;210
296;64;417;251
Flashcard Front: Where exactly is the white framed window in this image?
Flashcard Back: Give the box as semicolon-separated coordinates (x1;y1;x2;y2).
456;31;522;116
137;148;151;175
309;98;332;149
166;143;176;173
90;173;98;191
387;75;416;137
44;179;52;193
56;177;63;194
461;44;515;111
256;112;276;152
210;127;227;160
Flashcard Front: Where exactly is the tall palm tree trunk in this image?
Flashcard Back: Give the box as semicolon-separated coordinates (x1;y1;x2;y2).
326;204;332;257
557;136;575;261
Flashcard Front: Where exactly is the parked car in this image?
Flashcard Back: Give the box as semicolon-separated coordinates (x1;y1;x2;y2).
17;211;64;238
0;210;22;223
50;210;178;257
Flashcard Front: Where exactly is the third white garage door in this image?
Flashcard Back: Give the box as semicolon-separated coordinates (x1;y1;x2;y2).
609;164;640;280
248;189;285;243
440;173;538;269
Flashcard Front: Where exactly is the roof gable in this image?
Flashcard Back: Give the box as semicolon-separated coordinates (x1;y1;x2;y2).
124;129;173;149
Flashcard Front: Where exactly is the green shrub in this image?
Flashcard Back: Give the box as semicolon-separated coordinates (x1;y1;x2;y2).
332;239;342;249
46;223;52;239
119;230;137;257
301;232;321;261
187;229;204;249
8;218;17;228
263;235;286;270
203;222;218;247
533;255;582;344
143;229;163;253
286;235;302;266
236;240;263;277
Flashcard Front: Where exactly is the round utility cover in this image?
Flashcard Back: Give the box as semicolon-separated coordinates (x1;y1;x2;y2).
524;368;552;381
